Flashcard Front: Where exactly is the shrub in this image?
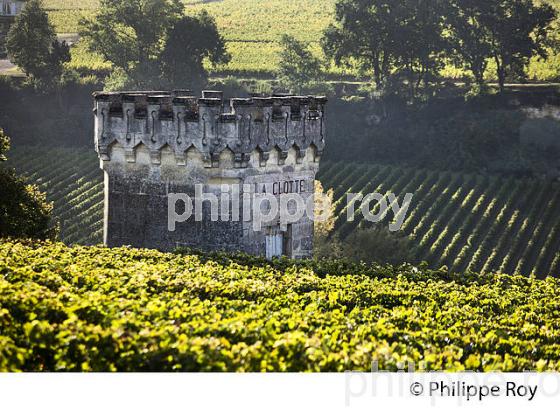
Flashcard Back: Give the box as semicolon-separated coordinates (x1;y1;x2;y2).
0;127;8;160
0;170;55;240
0;129;55;240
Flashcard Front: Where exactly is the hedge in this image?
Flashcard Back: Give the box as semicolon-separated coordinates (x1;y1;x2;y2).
1;240;560;371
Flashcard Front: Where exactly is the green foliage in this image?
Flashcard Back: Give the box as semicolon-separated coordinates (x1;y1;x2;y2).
277;34;324;93
0;171;55;240
449;0;556;90
0;133;57;240
1;240;560;371
160;11;230;91
0;134;54;241
447;0;493;86
208;76;250;98
44;0;338;77
79;0;183;69
0;128;9;161
186;0;336;77
79;0;183;89
6;0;70;88
324;0;557;96
322;0;451;100
319;160;560;278
312;182;416;266
79;0;229;90
314;227;416;266
41;0;560;81
5;147;103;245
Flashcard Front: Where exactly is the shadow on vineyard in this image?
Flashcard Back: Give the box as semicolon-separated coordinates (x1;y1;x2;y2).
6;147;560;277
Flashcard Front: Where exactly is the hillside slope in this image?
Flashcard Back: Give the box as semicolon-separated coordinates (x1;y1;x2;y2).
6;147;560;277
42;0;560;80
1;240;560;371
44;0;336;76
318;162;560;278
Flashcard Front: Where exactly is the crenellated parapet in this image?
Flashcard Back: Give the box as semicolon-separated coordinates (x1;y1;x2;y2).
94;90;327;167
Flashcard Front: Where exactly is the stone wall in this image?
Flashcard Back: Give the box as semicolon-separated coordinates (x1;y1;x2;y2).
94;90;327;258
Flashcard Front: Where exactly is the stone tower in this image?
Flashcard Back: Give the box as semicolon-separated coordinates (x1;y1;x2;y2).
93;90;327;259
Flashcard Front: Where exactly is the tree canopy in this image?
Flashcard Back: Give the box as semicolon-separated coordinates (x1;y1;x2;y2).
322;0;557;97
160;11;230;90
277;34;324;93
80;0;229;90
448;0;556;90
6;0;70;88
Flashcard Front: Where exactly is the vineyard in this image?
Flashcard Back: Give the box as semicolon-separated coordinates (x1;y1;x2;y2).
5;147;560;277
6;147;104;245
1;240;560;371
318;161;560;278
39;0;560;80
43;0;338;77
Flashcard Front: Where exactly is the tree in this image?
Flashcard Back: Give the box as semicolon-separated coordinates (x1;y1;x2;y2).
80;0;229;90
277;34;324;93
6;0;70;87
80;0;183;88
80;0;183;70
322;0;394;90
484;0;555;91
322;0;450;100
448;0;556;91
390;0;450;100
160;11;230;91
0;129;55;240
313;181;343;260
447;0;492;88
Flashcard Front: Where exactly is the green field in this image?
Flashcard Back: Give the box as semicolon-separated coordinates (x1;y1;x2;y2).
1;240;560;371
44;0;338;76
6;147;560;277
40;0;560;79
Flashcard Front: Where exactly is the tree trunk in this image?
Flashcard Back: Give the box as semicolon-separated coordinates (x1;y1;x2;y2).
495;57;505;92
472;63;485;87
373;58;382;90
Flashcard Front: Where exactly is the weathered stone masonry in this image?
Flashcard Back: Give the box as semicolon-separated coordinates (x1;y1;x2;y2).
94;90;327;258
